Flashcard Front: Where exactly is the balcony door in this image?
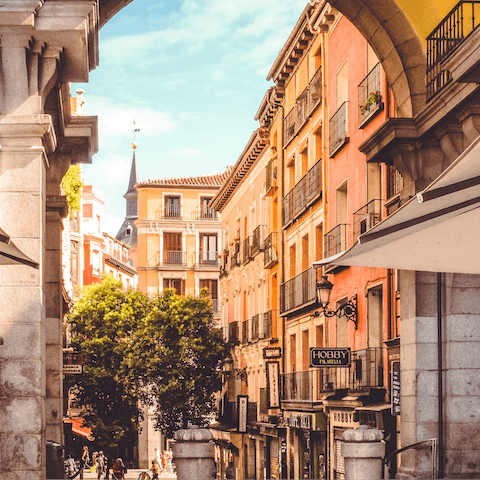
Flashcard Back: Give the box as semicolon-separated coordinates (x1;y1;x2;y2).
200;279;218;311
164;232;182;264
200;233;217;264
163;278;185;296
165;195;180;217
200;196;214;218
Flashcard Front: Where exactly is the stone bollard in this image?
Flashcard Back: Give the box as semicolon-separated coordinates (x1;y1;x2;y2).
172;425;215;480
341;425;385;480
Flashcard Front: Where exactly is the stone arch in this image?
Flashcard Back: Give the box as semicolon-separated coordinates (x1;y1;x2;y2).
329;0;426;118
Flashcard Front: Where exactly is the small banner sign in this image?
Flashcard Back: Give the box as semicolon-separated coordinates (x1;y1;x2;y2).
63;364;82;374
391;361;400;415
266;361;280;408
237;395;248;433
310;347;351;367
263;347;281;359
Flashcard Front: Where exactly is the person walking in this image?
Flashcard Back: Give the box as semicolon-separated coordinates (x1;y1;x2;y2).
151;459;160;480
95;451;104;480
112;458;126;480
226;462;234;479
80;446;89;479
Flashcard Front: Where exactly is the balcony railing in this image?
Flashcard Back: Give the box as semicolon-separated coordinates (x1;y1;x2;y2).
242;237;252;264
159;250;186;266
228;321;240;345
316;348;385;392
194;205;219;221
163;204;183;219
282;189;295;227
282;370;313;403
242;320;248;344
426;0;480;100
281;267;317;314
308;67;322;115
324;224;348;259
284;107;296;146
353;199;382;241
306;158;322;205
264;232;278;268
265;159;277;195
329;102;348;156
251;225;266;256
211;299;220;313
294;175;307;218
197;251;220;267
251;313;261;341
358;63;382;127
283;67;323;147
230;241;241;269
263;310;276;339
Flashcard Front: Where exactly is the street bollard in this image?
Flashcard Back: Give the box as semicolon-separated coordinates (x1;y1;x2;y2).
341;425;385;480
172;425;215;480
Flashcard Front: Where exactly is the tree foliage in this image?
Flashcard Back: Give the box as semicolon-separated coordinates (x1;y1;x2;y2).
68;277;226;447
122;289;226;437
62;164;84;214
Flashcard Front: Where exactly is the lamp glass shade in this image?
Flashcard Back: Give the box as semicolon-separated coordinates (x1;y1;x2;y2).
223;357;233;372
316;276;333;307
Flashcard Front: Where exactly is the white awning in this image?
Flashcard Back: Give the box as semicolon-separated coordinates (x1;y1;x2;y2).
0;227;38;268
314;135;480;274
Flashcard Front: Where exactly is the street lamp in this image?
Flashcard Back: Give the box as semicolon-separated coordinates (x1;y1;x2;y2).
223;357;248;385
316;275;358;329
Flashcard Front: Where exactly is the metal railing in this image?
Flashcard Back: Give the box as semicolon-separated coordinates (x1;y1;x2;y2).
242;320;248;344
211;299;220;313
196;205;219;220
197;251;219;266
306;158;322;205
353;199;382;241
228;321;239;345
163;203;182;218
251;313;261;341
281;267;317;314
242;237;252;264
324;224;348;258
329;102;348;156
426;0;480;100
160;250;186;265
251;225;266;256
296;88;309;128
266;159;277;194
263;310;275;339
358;63;382;126
282;189;295;227
283;107;296;146
308;67;322;115
230;242;241;269
294;175;307;218
282;370;313;402
264;232;278;268
387;164;404;199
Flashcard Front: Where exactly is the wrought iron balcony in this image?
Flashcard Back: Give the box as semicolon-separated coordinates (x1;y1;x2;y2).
282;189;295;228
281;267;317;314
251;313;261;341
283;107;296;146
228;321;240;345
265;159;277;195
358;63;382;127
316;347;385;393
251;225;266;256
159;250;186;266
162;203;183;219
195;205;219;221
308;67;322;115
306;158;322;205
294;175;307;218
353;199;382;241
242;236;252;264
324;224;348;258
242;320;248;344
197;251;220;267
282;370;313;403
264;232;278;268
211;299;220;313
263;310;276;339
230;241;241;269
329;102;349;157
296;88;309;129
426;0;480;99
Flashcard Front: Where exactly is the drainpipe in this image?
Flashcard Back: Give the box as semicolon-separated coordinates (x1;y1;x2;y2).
280;104;286;380
437;272;444;478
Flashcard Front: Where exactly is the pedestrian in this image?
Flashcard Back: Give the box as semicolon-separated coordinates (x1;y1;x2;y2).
104;455;109;480
167;451;173;473
112;458;126;480
151;459;160;480
80;445;90;479
154;448;163;474
95;451;104;480
226;462;234;479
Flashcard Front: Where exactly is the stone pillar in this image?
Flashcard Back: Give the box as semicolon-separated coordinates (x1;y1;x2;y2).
341;425;385;480
0;117;55;478
172;425;215;480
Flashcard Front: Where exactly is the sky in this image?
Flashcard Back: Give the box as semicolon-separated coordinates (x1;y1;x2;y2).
74;0;308;236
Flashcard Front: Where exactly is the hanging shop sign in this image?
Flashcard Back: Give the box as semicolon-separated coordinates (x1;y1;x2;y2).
391;361;400;416
289;414;312;430
263;347;282;359
310;347;351;367
266;361;280;408
237;395;248;433
63;364;82;374
331;409;358;428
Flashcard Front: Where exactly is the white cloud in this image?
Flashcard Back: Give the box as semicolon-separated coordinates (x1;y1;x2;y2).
164;148;205;158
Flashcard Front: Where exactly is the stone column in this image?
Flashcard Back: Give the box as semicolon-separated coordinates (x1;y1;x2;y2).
0;117;55;478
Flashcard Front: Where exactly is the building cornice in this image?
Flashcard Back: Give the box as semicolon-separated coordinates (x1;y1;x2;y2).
254;86;285;128
105;255;136;276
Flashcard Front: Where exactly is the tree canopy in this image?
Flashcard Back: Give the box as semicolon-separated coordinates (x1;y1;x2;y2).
68;276;226;448
62;164;84;215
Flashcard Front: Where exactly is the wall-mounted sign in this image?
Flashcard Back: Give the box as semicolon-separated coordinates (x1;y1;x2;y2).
289;414;312;430
310;347;351;367
63;364;82;374
391;361;400;416
266;361;280;408
263;347;281;359
237;395;248;433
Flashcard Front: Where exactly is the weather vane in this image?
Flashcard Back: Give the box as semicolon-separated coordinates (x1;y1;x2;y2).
131;117;140;148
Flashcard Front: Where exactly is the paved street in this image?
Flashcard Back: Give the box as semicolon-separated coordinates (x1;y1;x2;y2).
82;469;176;480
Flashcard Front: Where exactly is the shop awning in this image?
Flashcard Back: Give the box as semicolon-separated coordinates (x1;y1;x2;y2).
64;418;94;441
314;135;480;274
0;227;38;268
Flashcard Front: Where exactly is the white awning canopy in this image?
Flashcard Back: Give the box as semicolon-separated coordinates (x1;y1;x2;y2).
314;136;480;274
0;227;38;269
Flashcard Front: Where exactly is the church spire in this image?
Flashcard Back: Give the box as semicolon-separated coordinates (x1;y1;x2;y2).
125;142;139;197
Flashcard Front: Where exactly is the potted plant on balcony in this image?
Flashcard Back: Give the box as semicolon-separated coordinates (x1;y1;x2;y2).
360;90;382;116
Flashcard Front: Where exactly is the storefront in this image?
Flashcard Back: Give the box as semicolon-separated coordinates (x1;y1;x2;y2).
285;411;327;479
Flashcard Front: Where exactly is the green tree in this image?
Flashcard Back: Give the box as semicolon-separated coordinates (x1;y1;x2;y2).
68;276;150;454
62;164;84;215
123;289;226;437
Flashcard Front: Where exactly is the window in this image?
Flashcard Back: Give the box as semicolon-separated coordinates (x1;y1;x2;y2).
199;233;218;264
200;279;218;299
163;233;182;264
316;325;324;347
70;241;79;286
200;196;214;219
386;165;403;199
367;286;383;348
290;334;296;372
163;278;185;295
336;298;349;348
164;195;181;218
302;329;309;371
315;224;323;261
289;244;296;279
336;61;348;110
300;147;308;176
92;250;100;277
336;181;348;225
302;234;309;271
